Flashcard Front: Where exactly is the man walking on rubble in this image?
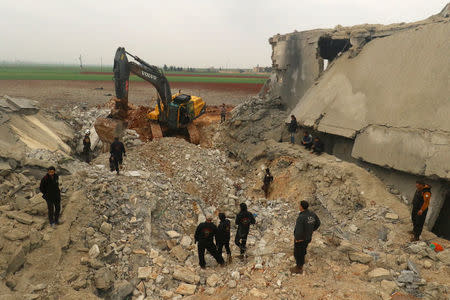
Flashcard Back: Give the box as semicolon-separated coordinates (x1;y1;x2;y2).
195;214;225;269
220;103;227;123
287;115;299;144
110;137;126;174
82;130;91;163
262;168;273;198
291;200;320;274
411;180;432;242
235;203;256;258
217;213;232;263
39;166;62;228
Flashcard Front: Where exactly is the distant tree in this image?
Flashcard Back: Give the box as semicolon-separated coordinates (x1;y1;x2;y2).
163;64;168;71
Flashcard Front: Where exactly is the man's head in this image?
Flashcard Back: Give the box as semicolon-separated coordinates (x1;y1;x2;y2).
303;131;309;136
240;203;247;211
314;137;319;142
291;115;296;120
205;213;213;222
265;168;270;174
219;213;226;221
114;137;119;141
47;166;56;176
416;179;426;190
300;200;309;212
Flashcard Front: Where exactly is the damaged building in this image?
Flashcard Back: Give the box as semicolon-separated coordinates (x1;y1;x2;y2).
261;4;450;238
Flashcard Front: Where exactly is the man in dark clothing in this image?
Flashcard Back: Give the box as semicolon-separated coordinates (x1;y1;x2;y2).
301;131;313;150
311;137;324;155
195;214;225;268
216;213;232;263
82;131;91;163
261;168;273;198
291;200;320;274
411;180;432;241
110;137;126;174
287;115;298;144
235;203;256;258
220;103;227;123
39;166;61;228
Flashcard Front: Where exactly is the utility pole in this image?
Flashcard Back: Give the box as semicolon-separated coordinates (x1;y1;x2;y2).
79;55;83;71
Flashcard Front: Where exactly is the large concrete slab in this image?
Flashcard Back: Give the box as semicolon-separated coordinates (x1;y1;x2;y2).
4;95;39;114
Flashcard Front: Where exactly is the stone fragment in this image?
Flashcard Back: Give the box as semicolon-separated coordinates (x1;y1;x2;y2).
137;266;153;279
407;260;420;276
422;260;432;269
380;280;397;294
94;267;115;290
175;283;197;295
385;213;399;220
172;266;200;284
231;271;240;280
397;270;416;283
436;249;450;265
228;280;237;288
249;288;268;298
7;245;28;274
166;230;181;238
89;244;100;259
170;245;189;262
349;224;358;233
349;252;373;264
6;210;34;224
100;222;112;235
368;268;391;281
4;230;29;241
338;240;355;253
180;236;192;247
206;273;221;287
111;280;134;300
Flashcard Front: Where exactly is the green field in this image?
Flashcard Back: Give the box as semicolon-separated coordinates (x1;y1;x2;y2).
0;65;268;84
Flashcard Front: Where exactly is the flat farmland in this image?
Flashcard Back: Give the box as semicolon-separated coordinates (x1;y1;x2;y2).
0;65;269;107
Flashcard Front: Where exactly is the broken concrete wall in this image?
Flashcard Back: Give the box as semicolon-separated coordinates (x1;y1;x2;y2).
261;6;450;236
262;30;328;109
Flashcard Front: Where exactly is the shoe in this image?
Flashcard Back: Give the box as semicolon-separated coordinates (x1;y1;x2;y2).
290;266;303;274
200;266;206;269
50;223;55;228
411;236;419;242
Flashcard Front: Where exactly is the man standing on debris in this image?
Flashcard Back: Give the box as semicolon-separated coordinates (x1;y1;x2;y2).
195;214;225;269
110;137;126;174
311;137;324;155
262;168;273;198
287;115;299;144
39;166;61;228
411;180;432;241
301;131;313;150
220;103;227;123
235;203;256;258
217;213;232;263
291;200;320;274
82;130;91;163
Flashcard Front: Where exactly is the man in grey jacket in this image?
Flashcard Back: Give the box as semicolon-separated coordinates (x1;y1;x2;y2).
291;200;320;274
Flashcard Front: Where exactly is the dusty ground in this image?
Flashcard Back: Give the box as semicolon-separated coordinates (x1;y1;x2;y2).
0;80;260;109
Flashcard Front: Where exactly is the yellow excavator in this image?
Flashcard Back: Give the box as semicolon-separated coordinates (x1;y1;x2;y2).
112;47;206;143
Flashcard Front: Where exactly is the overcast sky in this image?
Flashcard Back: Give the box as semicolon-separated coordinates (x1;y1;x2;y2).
0;0;447;68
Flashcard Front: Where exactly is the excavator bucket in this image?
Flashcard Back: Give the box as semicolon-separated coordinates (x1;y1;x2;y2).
113;47;130;99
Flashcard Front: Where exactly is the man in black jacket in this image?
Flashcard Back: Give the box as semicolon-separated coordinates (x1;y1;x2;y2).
194;214;225;269
39;166;61;228
311;137;324;155
411;180;432;241
82;130;91;163
287;115;298;144
110;137;126;174
291;200;320;274
261;168;273;198
217;213;232;263
235;203;256;258
301;131;313;150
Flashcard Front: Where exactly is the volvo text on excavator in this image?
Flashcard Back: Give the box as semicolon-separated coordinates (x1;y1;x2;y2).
112;47;206;144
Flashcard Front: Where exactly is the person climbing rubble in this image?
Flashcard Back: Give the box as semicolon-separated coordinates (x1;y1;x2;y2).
220;103;227;123
291;200;320;274
261;168;273;198
411;180;432;242
216;213;232;263
194;214;225;269
235;203;256;258
301;131;313;150
82;130;91;163
39;166;62;228
110;137;126;174
311;137;324;155
287;115;299;144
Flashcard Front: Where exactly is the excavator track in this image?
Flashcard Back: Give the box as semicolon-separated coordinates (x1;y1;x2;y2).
150;122;163;140
187;122;200;145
